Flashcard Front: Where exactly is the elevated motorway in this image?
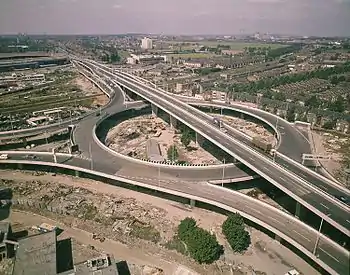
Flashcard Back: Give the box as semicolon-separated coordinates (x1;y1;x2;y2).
81;59;350;237
0;155;348;275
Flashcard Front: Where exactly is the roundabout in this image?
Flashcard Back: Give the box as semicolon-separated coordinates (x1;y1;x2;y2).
0;57;349;275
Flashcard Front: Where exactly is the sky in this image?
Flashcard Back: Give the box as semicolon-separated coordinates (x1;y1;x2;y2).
0;0;349;36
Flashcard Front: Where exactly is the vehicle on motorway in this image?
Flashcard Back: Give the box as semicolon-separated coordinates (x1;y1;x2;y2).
213;117;220;127
24;154;38;160
336;195;348;205
0;154;9;160
284;269;300;275
252;137;273;153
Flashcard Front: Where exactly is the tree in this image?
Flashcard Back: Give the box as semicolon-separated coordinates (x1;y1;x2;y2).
222;214;251;253
187;227;222;264
167;145;179;162
181;131;192;148
286;106;296;122
178;218;222;264
178;217;196;242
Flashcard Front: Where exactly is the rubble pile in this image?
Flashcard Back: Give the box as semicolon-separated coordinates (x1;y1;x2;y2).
1;179;175;243
221;116;276;145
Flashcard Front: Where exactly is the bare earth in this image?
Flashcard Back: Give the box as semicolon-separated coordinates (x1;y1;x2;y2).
311;130;348;184
74;75;109;106
106;115;221;165
0;170;319;275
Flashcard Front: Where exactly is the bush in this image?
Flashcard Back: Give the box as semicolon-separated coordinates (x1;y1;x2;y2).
177;217;222;264
222;214;251;253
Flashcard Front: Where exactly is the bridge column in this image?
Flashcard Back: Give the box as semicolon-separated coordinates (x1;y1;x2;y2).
240;113;244;119
75;170;80;177
195;132;205;147
170;115;177;129
295;202;301;219
151;104;158;117
52;148;57;163
18;163;23;170
274;234;282;243
190;199;196;208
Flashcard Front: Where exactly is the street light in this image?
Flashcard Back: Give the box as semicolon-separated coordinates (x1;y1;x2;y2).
89;142;93;170
221;158;226;187
313;217;324;255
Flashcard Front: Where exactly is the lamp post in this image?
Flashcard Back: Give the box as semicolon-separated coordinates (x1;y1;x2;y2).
313;217;324;255
221;158;226;187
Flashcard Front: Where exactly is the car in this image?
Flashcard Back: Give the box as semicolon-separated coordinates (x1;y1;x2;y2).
336;195;348;204
24;154;38;160
284;270;300;275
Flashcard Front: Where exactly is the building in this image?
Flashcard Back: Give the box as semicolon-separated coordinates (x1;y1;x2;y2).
128;54;166;65
141;37;153;50
0;220;119;275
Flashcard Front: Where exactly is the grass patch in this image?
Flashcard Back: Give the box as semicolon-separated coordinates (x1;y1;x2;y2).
164;236;188;255
130;223;161;243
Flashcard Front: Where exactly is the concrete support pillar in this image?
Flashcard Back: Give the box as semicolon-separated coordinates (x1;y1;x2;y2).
170;115;177;129
52;148;57;163
295;202;301;219
195;132;204;147
240;113;244;119
75;170;80;177
275;234;282;243
190;199;196;208
151;104;158;117
18;163;23;170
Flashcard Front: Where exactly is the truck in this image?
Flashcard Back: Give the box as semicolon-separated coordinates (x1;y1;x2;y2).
252;137;272;153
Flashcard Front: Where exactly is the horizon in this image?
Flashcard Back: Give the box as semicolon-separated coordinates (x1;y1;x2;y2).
1;0;350;37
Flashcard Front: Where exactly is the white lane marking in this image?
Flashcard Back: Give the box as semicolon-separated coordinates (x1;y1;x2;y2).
269;216;285;226
262;167;269;171
320;203;329;210
292;230;311;242
318;247;340;263
279;176;287;182
250;208;262;214
346;220;350;224
249;157;255;161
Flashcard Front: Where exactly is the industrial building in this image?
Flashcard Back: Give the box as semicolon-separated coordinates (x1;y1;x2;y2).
127;54;167;65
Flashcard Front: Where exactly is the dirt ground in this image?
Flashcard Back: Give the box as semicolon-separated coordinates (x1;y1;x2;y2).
74;75;109;106
311;130;348;184
220;115;276;145
106;115;221;165
0;170;320;275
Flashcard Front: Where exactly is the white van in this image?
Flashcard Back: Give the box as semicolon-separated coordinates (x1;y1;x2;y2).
0;154;8;160
285;270;300;275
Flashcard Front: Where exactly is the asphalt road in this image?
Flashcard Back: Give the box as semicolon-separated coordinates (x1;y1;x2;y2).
72;84;253;182
91;66;349;235
182;101;350;206
1;155;348;275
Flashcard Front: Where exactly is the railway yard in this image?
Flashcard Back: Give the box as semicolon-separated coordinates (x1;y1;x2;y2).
0;67;107;132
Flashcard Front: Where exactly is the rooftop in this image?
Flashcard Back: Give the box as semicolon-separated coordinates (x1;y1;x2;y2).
12;231;57;275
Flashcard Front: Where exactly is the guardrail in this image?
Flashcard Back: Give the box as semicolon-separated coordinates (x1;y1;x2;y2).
94;66;350;235
0;158;347;275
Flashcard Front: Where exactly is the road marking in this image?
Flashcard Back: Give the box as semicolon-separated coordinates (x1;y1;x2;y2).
292;230;311;242
262;167;269;172
249;157;255;161
250;208;262;214
346;220;350;224
318;247;340;263
318;185;328;191
269;217;285;226
279;176;287;182
320;203;329;210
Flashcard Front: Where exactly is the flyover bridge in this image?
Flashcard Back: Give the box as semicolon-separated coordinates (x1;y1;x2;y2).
80;59;350;238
